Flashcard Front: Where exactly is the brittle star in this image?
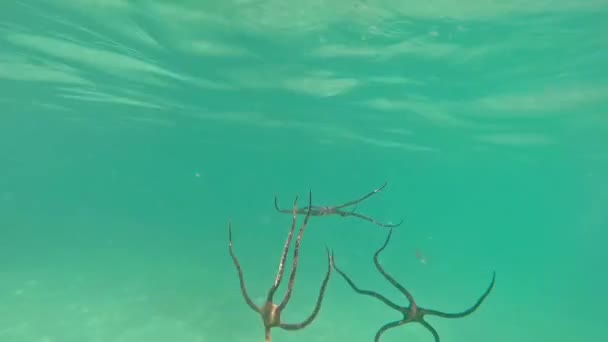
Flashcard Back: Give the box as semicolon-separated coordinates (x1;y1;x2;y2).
332;228;495;342
228;190;333;342
274;181;403;228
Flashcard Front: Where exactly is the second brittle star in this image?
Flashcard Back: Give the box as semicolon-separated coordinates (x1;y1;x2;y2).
228;190;333;342
274;181;403;228
332;228;495;342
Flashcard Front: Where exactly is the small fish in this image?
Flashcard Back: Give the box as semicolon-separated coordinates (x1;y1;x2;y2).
415;249;427;265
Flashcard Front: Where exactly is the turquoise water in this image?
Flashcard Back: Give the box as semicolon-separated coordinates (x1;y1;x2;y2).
1;1;607;341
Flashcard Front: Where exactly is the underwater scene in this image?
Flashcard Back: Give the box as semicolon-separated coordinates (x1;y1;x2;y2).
1;1;607;341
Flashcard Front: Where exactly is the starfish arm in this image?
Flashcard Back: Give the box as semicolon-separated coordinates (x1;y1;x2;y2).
267;196;300;301
279;246;333;330
347;211;404;228
273;194;295;213
277;190;313;310
423;271;496;318
373;228;417;305
332;251;403;312
228;220;261;313
419;319;440;342
334;181;388;209
373;319;405;342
